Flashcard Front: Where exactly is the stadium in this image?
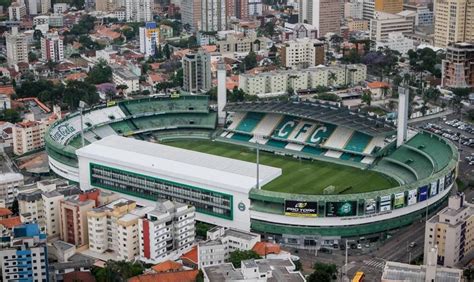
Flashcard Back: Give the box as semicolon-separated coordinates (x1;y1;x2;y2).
45;95;458;244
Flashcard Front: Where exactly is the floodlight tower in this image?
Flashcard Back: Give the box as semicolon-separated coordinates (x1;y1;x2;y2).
397;85;409;147
217;59;227;126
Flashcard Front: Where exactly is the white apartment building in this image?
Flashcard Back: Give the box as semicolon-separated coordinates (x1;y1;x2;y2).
33;15;49;26
345;0;364;19
53;3;68;13
370;12;414;42
240;64;367;96
200;0;227;32
111;66;140;95
41;32;64;62
376;32;414;55
5;27;28;67
362;0;375;20
138;200;195;264
279;38;325;69
41;0;50;14
87;199;154;261
13;120;52;155
125;0;152;22
8;2;26;21
49;14;64;27
424;193;474;267
182;49;212;93
198;226;260;268
216;31;271;56
248;0;262;16
139;22;160;57
27;0;38;15
0;173;24;207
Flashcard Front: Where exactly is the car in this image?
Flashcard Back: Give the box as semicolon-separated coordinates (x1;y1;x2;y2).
409;242;417;248
319;248;332;254
364;244;370;248
357;244;362;249
465;156;474;161
469;161;474;166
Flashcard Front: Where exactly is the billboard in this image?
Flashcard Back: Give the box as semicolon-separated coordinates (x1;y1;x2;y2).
394;192;405;209
284;200;318;217
326;201;357;217
439;176;445;193
380;195;392;212
430;181;438;196
365;199;376;215
418;186;428;202
408;189;417;205
445;169;455;187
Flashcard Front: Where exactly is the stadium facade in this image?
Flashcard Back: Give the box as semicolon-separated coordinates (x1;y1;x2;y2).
45;95;458;244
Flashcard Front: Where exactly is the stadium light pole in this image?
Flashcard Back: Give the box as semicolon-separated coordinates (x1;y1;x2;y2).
255;134;264;189
79;100;88;148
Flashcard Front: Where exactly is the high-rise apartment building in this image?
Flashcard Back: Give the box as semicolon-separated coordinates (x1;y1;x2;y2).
374;0;403;13
434;0;474;48
370;12;414;42
0;173;24;208
125;0;153;22
181;0;201;31
41;32;64;62
0;224;49;282
182;49;212;93
280;38;325;69
5;27;28;67
362;0;375;20
41;0;50;14
226;0;249;19
424;193;474;267
200;0;227;32
13;120;52;155
8;2;26;20
138;200;195;264
96;0;116;12
139;22;160;57
442;42;474;88
298;0;341;36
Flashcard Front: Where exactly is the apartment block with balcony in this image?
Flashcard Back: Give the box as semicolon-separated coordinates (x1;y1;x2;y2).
279;38;325;69
139;200;195;264
13;120;52;155
442;42;474;88
0;173;24;208
424;193;474;267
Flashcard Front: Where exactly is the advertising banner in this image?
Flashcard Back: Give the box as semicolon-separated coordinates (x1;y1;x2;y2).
326;201;357;217
408;189;417;205
438;176;445;193
430;181;438;196
284;200;318;217
419;186;428;202
365;199;376;215
380;195;392;212
394;192;405;209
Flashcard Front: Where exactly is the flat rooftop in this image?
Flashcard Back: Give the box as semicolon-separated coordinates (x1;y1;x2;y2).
77;135;282;193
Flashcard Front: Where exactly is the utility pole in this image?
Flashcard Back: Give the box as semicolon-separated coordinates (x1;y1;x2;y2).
79;100;87;148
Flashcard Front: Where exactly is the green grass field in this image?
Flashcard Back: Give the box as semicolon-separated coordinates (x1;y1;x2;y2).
163;140;399;195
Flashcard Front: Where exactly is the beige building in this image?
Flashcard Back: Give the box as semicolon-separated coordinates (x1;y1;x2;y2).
424;193;474;267
442;42;474;88
370;12;414;42
216;32;271;56
8;2;26;21
434;0;474;48
298;0;341;36
347;18;369;31
87;199;153;261
0;173;24;208
181;0;201;32
375;0;403;14
239;64;367;96
13;120;51;156
96;0;116;12
5;27;28;67
279;38;325;69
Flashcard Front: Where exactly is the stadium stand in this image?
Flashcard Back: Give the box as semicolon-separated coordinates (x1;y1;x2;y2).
227;112;246;130
91;125;117;139
109;120;137;135
132;113;216;131
324;126;354;149
344;132;372;153
288;122;318;143
405;133;451;171
231;133;253;142
325;150;343;158
252;114;283;136
235;112;265;133
384;145;434;180
266;139;288;148
272;116;299;139
306;124;336;145
301;146;327;155
375;159;417;184
285;143;304;151
120;96;209;116
363;136;386;154
150;129;213;140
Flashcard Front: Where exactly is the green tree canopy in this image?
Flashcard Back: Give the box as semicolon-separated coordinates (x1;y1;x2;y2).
92;260;145;282
0;109;21;123
86;60;113;85
307;262;338;282
229;250;261;268
64;81;100;110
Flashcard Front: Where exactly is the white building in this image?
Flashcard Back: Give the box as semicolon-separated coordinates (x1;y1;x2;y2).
13;119;53;155
279;38;325;69
362;0;375;20
27;0;38;15
49;14;64;27
182;49;212;93
8;2;26;21
33;15;49;26
87;199;153;261
370;12;414;42
41;32;64;62
125;0;153;22
0;173;24;207
111;66;140;95
248;0;262;16
53;3;68;13
200;0;227;32
239;64;367;96
138;200;195;264
198;226;260;268
345;0;363;19
5;27;28;67
376;32;414;55
76;135;282;232
139;22;160;57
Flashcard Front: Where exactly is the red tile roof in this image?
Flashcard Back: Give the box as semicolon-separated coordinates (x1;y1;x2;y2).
0;208;13;217
128;270;199;282
0;86;15;96
367;81;390;89
63;271;96;282
151;260;183;273
180;246;198;265
252;241;281;256
0;216;22;229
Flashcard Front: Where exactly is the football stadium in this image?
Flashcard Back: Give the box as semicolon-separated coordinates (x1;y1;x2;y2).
45;95;458;244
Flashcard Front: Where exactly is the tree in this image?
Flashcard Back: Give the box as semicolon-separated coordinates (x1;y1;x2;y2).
163;44;171;59
362;90;372;106
155;44;163;59
116;84;129;94
307;262;337;282
86;60;113;85
92;260;145;282
33;29;43;41
451;87;471;114
28;52;38;62
11;198;19;215
64;81;100;109
328;72;337;86
240;51;258;72
122;27;136;40
229;250;261;268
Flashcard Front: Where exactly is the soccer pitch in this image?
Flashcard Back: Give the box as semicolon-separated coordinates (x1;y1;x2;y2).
163;139;398;195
